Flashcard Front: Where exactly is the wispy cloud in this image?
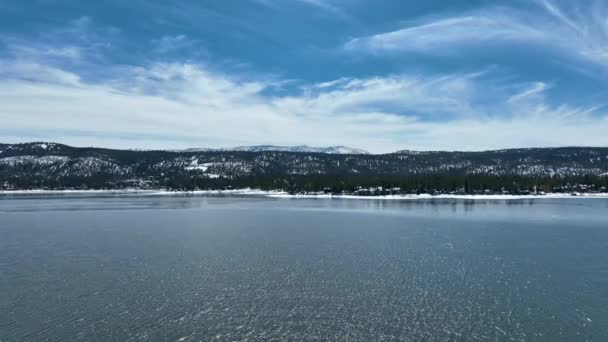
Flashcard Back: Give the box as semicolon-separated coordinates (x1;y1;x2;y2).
254;0;349;19
1;16;115;66
346;16;544;52
507;82;550;103
345;0;608;67
296;0;343;14
1;56;606;152
1;9;607;152
152;35;191;53
0;60;81;85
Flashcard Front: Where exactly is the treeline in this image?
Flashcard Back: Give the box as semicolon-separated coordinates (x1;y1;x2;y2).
3;174;608;194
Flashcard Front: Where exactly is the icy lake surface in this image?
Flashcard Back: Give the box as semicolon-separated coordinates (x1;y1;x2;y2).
1;194;608;341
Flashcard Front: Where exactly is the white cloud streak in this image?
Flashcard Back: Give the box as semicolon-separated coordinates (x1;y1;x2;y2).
254;0;349;19
507;82;549;104
346;16;545;52
345;0;608;67
0;15;115;68
152;35;191;53
295;0;342;14
1;60;607;152
1;8;606;152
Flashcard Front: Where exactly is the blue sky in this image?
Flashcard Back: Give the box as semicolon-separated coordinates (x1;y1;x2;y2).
1;0;608;152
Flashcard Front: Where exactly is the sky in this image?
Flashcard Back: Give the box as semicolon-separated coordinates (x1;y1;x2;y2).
1;0;608;153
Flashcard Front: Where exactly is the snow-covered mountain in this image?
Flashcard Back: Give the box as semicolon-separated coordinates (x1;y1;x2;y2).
179;145;369;154
2;142;608;192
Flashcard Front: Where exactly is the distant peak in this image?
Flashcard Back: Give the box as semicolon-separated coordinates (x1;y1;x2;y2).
176;145;370;154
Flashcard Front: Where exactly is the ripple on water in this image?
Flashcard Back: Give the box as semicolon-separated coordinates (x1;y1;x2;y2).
1;197;607;341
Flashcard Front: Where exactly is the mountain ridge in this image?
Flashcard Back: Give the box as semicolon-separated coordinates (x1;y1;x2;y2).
1;142;607;193
3;141;605;155
177;145;370;154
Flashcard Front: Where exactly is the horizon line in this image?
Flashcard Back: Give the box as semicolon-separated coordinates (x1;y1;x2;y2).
2;141;608;155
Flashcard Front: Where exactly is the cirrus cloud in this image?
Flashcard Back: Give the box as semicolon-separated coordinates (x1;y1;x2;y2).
345;0;608;68
1;58;607;152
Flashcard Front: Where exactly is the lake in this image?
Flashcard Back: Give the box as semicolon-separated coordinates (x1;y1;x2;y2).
1;194;608;341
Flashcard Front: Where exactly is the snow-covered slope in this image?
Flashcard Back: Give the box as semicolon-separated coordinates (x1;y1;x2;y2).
2;143;608;190
178;145;369;154
228;145;369;154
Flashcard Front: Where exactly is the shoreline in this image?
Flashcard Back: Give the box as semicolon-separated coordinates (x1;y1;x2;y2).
2;189;608;200
267;193;608;200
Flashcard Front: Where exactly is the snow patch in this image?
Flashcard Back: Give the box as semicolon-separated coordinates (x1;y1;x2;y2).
3;189;608;200
185;161;214;172
0;155;69;166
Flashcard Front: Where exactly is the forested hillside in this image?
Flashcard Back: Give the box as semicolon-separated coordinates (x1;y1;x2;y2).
1;142;607;194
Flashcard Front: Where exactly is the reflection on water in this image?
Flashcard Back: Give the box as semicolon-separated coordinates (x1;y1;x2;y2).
1;195;608;341
1;193;605;217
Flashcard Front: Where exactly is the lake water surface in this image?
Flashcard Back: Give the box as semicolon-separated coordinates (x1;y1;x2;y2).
1;194;608;341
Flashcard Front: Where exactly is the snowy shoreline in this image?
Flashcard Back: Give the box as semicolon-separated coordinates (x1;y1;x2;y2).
0;189;284;196
2;189;608;200
267;193;608;200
